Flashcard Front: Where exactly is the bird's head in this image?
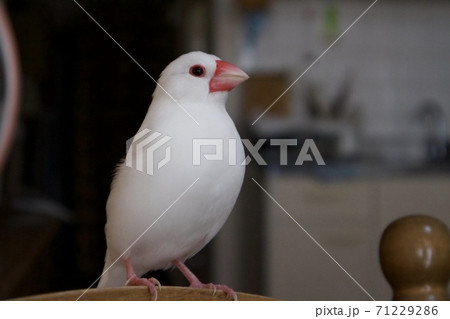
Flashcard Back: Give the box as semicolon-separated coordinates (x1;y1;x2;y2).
155;51;249;104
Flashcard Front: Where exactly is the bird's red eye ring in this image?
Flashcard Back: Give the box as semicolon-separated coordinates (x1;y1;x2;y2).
189;65;206;77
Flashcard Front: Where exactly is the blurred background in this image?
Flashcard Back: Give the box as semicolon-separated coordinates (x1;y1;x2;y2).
0;0;449;300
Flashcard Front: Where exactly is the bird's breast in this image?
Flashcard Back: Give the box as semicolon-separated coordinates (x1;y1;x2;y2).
105;112;245;271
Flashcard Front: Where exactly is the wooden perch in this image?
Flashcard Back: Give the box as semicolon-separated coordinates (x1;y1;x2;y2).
14;286;278;301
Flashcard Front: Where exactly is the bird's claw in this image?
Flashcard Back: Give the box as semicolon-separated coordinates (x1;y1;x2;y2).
149;277;162;290
214;284;237;301
126;275;161;301
191;282;237;301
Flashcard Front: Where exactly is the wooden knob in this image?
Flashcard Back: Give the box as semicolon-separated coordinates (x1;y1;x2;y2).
380;215;450;301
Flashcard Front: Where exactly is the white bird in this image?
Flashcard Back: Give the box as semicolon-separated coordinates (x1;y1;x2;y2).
97;51;249;300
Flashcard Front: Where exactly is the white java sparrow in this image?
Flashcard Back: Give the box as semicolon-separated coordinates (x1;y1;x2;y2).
97;51;249;300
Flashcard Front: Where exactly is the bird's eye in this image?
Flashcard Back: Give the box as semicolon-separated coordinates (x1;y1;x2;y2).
189;65;206;77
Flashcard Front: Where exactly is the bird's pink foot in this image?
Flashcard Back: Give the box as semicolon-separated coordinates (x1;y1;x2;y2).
190;280;237;301
125;257;161;300
172;259;237;300
126;274;161;300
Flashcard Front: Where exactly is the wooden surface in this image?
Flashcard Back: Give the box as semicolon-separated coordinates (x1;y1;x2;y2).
13;286;278;301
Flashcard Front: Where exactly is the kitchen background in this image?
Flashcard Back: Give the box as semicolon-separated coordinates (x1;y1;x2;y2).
0;0;448;300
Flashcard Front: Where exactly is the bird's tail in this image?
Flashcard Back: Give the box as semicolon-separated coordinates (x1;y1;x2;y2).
97;251;127;288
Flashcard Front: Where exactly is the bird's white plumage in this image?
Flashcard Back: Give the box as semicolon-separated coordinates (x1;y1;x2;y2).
98;52;246;288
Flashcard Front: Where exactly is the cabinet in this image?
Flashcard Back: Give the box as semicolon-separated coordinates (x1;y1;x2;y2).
263;174;450;300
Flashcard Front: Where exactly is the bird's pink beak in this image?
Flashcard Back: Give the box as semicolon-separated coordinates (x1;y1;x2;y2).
209;60;249;93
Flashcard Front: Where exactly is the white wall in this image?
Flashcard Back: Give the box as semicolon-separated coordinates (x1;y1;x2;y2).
213;0;450;153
